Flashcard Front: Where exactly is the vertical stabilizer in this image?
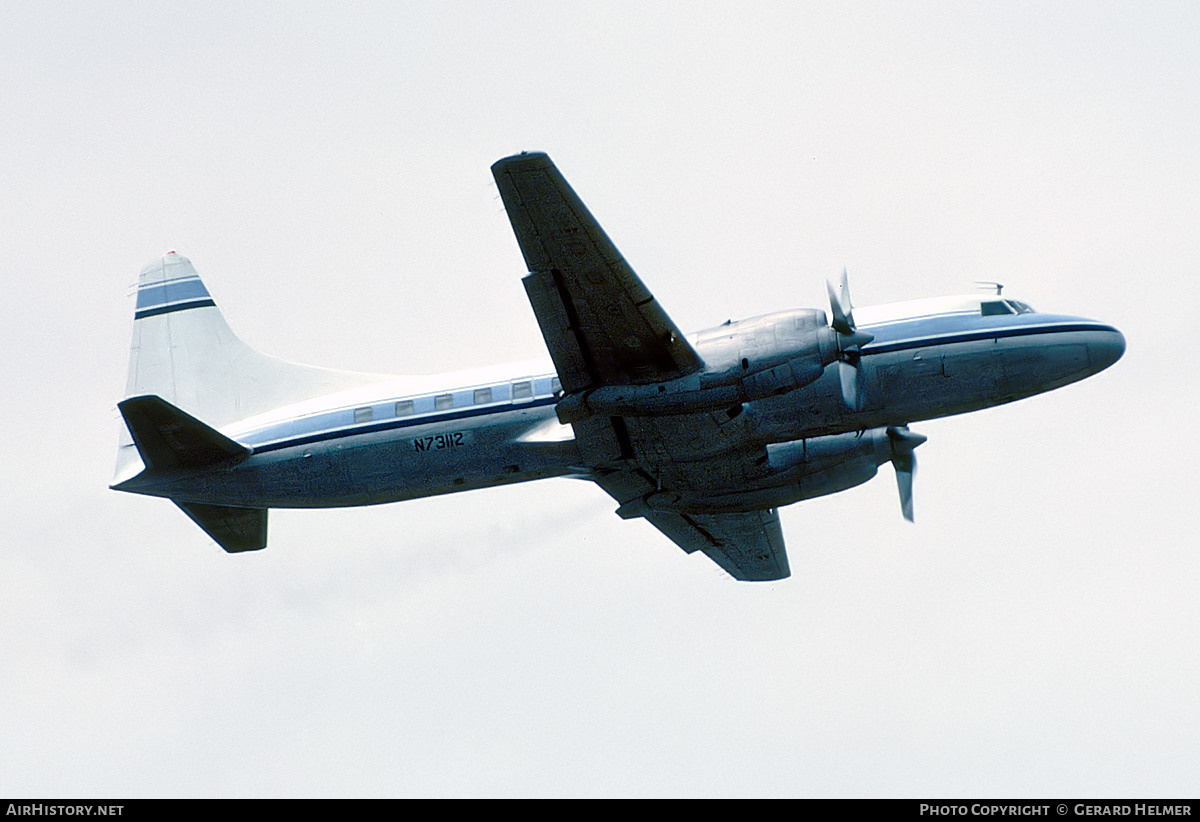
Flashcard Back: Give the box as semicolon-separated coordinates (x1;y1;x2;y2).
115;252;390;479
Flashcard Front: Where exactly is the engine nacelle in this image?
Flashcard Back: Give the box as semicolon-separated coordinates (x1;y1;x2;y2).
556;308;842;423
617;428;905;517
764;429;893;503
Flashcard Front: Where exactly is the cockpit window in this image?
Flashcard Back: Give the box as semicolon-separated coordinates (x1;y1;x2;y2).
981;300;1015;316
980;299;1036;316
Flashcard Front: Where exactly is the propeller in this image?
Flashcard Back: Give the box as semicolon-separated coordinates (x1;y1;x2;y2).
826;269;874;410
885;425;927;522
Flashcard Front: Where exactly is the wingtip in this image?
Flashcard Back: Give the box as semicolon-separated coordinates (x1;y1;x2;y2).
139;249;193;276
491;151;553;173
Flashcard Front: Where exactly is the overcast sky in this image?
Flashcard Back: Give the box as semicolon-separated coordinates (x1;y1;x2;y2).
2;0;1197;798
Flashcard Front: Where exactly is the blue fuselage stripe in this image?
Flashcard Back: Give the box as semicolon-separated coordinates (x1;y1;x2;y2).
862;322;1116;356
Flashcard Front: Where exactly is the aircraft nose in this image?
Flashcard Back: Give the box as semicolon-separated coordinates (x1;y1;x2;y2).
1087;326;1125;373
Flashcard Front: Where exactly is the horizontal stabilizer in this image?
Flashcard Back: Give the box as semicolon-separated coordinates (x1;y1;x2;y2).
175;502;267;553
118;395;250;472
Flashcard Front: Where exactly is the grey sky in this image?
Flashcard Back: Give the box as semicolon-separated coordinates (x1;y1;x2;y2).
2;0;1197;797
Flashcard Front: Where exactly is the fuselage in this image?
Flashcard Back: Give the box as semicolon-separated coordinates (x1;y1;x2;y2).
759;294;1125;438
113;293;1124;511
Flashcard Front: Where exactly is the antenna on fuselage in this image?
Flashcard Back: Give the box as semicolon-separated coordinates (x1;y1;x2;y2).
974;281;1005;295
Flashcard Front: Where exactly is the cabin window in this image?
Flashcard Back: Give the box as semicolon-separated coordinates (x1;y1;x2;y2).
434;393;454;410
511;380;533;400
473;387;493;405
550;377;562;395
981;300;1015;316
395;400;414;416
354;407;373;423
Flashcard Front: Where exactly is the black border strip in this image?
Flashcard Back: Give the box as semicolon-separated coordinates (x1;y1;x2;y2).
134;299;217;320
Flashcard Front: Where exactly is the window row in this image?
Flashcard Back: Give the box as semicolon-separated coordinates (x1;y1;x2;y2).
351;377;561;423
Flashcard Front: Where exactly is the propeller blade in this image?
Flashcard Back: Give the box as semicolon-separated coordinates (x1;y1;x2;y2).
826;268;855;334
893;451;916;522
838;360;862;411
886;426;927;522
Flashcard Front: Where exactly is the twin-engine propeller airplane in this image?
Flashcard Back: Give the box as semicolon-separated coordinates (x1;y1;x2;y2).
111;152;1124;581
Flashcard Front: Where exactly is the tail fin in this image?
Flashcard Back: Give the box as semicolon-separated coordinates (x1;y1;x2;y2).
115;252;390;479
123;251;387;421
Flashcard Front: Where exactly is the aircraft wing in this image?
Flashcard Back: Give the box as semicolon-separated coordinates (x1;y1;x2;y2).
643;508;789;582
493;152;789;581
491;152;703;393
589;413;792;582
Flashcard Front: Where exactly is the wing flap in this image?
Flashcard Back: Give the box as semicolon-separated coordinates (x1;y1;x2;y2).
521;268;594;394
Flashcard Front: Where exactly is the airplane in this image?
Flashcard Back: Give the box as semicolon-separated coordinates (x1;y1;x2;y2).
110;151;1125;581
